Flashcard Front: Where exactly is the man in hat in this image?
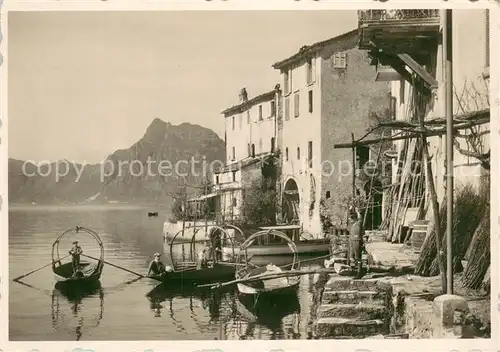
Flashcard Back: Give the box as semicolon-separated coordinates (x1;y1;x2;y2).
69;240;83;275
147;252;168;278
347;205;365;278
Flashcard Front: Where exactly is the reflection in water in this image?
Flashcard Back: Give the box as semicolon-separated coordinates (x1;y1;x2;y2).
10;207;322;340
145;283;227;322
231;293;301;340
51;281;104;341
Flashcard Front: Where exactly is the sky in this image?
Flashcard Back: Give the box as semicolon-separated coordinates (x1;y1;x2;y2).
8;11;357;164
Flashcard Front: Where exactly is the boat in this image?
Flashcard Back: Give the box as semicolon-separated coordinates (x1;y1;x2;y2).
221;224;330;257
148;212;159;217
149;225;238;285
235;229;301;298
51;226;104;285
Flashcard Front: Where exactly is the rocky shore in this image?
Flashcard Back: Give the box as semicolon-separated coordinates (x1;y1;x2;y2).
310;231;491;339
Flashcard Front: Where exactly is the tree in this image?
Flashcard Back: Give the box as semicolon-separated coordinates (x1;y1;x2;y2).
240;178;277;226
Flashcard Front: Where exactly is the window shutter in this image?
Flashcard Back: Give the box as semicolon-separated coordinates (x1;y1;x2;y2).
294;93;300;118
285;97;290;121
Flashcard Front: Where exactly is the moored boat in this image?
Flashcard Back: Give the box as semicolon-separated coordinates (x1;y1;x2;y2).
235;229;301;299
221;225;330;257
150;225;238;285
51;226;105;285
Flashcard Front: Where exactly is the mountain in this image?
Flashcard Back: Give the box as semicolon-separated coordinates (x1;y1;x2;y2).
8;119;226;205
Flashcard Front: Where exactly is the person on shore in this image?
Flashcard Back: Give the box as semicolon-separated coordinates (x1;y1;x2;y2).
69;240;83;275
209;227;223;263
348;205;365;278
147;253;167;278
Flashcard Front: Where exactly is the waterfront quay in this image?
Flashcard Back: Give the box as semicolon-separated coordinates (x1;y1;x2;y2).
309;231;491;339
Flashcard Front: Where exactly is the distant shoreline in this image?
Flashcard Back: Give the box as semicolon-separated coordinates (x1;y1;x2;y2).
8;203;171;211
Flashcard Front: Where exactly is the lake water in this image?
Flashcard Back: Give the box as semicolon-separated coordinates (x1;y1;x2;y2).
9;205;323;341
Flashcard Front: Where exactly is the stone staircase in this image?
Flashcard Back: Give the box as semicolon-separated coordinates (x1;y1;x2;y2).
313;276;397;339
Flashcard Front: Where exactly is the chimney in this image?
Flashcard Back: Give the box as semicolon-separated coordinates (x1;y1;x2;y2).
239;88;248;103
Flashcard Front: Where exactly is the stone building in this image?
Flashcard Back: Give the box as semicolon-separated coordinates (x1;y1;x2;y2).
213;87;282;222
271;29;391;236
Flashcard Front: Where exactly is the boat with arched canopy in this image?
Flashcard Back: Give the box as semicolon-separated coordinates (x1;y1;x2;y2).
235;229;301;298
149;225;238;285
51;226;105;284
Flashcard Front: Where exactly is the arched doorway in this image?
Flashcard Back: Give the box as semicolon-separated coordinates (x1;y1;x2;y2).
282;178;300;224
363;179;383;230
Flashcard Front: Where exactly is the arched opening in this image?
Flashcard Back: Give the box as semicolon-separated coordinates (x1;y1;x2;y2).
282;178;300;225
363;179;383;230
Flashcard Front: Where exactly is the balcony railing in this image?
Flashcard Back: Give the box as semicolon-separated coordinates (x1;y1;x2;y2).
358;9;440;58
358;9;440;23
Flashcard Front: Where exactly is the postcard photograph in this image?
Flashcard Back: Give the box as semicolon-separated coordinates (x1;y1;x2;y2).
6;8;494;342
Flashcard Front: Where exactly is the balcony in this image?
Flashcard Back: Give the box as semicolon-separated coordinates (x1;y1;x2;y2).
358;10;440;57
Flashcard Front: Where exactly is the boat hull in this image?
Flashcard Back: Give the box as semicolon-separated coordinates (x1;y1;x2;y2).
52;261;103;285
150;262;236;285
235;265;300;298
223;240;330;257
237;279;300;297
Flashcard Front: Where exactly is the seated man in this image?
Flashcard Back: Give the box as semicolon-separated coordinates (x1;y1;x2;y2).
147;253;168;278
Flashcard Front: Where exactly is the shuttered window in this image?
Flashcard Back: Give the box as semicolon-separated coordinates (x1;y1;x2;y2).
294;93;300;118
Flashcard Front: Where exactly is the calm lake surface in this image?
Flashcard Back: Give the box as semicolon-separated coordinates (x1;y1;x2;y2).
9;205;322;341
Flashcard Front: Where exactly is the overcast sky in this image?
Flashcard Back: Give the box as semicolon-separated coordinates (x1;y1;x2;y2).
8;11;357;163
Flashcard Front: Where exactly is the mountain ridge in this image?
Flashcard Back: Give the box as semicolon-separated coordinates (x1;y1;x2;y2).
8;118;226;205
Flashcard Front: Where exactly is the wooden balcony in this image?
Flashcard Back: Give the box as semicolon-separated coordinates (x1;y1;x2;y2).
358;10;440;57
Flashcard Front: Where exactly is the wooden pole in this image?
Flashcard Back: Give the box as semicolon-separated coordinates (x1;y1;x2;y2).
351;133;356;199
420;114;447;293
81;253;159;280
12;254;71;282
444;8;454;294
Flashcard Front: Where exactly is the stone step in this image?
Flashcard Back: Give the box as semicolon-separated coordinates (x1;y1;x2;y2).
314;317;389;338
410;229;426;249
322;290;387;305
317;303;388;320
324;276;390;293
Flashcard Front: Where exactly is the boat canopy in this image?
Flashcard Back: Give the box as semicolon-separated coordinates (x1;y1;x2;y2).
51;226;104;266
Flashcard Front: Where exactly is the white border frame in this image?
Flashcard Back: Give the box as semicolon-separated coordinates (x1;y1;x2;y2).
0;1;498;351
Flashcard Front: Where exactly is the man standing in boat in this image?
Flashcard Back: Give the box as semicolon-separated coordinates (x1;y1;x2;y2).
347;205;365;278
69;240;83;275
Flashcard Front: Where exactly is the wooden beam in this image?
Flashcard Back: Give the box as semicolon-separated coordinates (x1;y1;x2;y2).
333;117;490;149
397;53;439;90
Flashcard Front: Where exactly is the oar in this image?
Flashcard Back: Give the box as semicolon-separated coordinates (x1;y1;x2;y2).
279;253;334;269
81;254;161;281
12;254;71;282
198;267;338;290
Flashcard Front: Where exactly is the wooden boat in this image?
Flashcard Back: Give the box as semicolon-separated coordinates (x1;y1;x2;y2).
221;225;330;257
150;225;238;285
51;227;104;285
235;229;301;298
